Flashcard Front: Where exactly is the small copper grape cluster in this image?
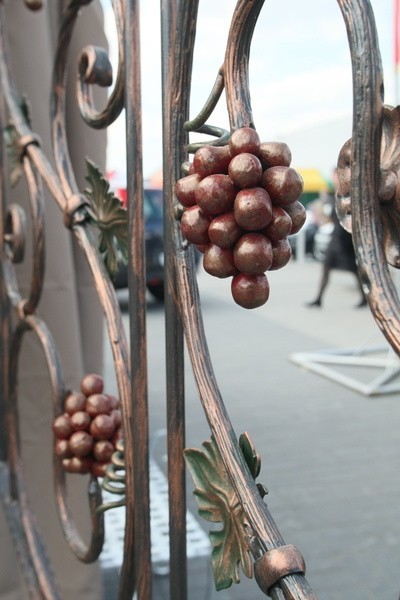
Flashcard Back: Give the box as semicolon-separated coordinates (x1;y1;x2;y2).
175;127;306;309
52;373;122;477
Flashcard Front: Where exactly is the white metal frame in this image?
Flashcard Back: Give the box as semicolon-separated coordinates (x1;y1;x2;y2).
290;345;400;396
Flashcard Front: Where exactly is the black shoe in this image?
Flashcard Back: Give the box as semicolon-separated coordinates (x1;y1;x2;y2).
305;299;322;308
354;298;367;308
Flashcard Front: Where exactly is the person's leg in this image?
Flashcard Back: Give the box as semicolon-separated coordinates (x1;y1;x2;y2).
306;264;330;307
354;273;367;308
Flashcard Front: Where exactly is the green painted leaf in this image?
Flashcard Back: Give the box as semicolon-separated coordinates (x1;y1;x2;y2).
184;437;253;590
84;158;128;277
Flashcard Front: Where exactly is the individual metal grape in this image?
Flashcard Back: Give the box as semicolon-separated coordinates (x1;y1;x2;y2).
107;394;120;409
180;205;211;245
231;273;270;309
111;408;122;428
91;462;109;478
270;239;292;270
70;410;91;431
228;153;262;189
234;187;273;231
80;373;104;396
208;212;242;248
55;439;72;459
203;244;237;278
233;233;273;275
192;145;231;178
174;173;201;207
64;392;86;415
93;440;115;463
69;431;94;458
263;206;292;242
85;393;112;416
62;456;93;475
285;201;307;234
261;166;303;206
258;142;292;169
90;414;116;440
52;414;73;440
25;0;43;10
229;127;260;156
194;174;237;216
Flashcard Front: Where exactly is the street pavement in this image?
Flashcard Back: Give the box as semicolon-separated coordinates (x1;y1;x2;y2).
102;258;400;599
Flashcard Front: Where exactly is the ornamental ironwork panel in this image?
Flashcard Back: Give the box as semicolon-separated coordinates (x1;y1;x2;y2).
0;1;396;599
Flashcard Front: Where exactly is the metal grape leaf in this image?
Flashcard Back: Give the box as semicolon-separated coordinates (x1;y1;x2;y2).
184;436;253;590
84;158;128;277
4;96;32;187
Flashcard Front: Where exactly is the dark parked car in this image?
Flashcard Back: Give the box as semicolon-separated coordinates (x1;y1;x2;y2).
113;188;165;301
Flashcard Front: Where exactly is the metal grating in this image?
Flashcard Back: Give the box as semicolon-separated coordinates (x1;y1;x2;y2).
100;459;211;571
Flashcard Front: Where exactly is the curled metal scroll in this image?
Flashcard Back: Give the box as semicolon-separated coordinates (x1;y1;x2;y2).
77;0;125;129
52;2;140;597
0;2;134;597
11;157;45;316
11;316;105;564
336;0;400;356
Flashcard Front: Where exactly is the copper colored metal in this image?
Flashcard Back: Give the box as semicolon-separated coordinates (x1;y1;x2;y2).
336;0;400;360
254;545;306;596
161;0;195;594
123;0;152;597
0;1;399;599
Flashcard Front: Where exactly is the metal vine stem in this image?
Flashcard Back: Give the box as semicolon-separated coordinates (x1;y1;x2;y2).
0;0;397;599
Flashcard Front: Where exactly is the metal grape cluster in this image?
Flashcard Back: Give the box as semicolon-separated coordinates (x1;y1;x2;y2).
52;374;123;477
176;127;305;308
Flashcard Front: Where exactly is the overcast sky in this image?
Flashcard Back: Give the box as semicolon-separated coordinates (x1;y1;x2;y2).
102;0;395;182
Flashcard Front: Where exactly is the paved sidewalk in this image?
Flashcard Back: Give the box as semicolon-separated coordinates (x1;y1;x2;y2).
103;259;400;599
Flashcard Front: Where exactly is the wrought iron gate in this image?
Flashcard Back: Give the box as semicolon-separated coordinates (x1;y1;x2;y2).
0;0;398;598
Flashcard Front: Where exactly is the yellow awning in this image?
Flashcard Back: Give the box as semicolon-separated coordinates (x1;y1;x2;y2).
296;168;329;193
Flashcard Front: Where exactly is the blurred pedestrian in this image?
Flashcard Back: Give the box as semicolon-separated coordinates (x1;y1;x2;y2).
306;169;366;309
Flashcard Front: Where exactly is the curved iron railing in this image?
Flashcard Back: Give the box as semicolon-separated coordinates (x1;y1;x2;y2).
0;0;396;599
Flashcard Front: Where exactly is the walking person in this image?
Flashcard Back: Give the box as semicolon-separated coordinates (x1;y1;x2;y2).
306;169;366;309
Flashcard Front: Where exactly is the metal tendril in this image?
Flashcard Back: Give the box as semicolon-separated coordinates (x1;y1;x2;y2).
183;67;230;167
97;439;126;513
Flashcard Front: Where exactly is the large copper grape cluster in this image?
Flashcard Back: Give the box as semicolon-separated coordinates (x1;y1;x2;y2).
52;374;122;477
175;127;306;308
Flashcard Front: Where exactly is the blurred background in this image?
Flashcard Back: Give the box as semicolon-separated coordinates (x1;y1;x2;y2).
102;0;395;187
